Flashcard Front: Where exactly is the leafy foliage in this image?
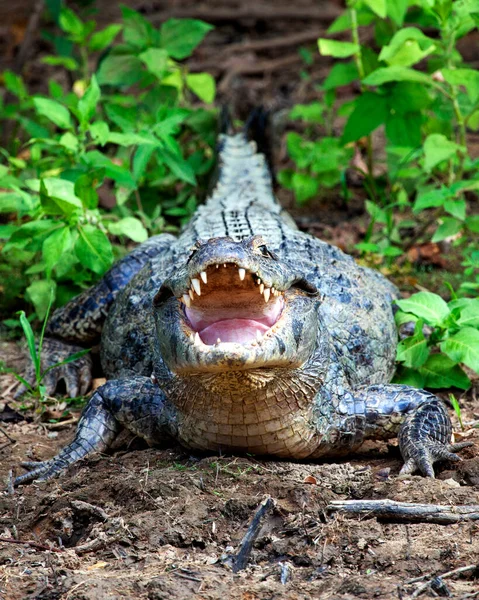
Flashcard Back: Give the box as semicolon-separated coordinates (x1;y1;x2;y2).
0;7;216;321
281;0;479;287
394;291;479;389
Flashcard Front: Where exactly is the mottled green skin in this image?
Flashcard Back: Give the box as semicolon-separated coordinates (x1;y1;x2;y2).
14;134;470;486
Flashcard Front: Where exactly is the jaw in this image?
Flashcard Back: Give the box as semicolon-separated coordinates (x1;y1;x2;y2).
155;262;319;374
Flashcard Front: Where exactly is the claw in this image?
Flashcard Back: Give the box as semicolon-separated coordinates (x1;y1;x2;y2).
15;338;92;399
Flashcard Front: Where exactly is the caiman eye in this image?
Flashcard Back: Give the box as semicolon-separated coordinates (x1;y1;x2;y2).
257;245;278;260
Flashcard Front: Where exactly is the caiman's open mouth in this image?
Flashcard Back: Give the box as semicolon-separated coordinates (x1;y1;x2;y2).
179;263;284;346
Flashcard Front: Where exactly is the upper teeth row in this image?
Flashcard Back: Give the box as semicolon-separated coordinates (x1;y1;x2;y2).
181;266;280;307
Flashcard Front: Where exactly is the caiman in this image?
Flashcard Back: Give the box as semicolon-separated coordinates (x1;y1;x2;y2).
14;114;470;485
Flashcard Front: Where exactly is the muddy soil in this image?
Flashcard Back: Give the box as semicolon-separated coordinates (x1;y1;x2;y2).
2;1;479;599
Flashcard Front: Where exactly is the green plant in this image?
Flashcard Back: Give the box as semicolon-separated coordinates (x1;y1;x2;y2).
393;290;479;389
449;393;465;430
3;289;89;405
281;0;479;273
0;6;217;322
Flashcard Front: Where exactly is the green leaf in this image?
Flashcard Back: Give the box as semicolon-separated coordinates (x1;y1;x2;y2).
363;0;386;17
442;68;479;102
26;280;57;321
431;217;463;243
74;169;104;209
323;61;358;90
59;7;84;38
96;54;143;86
363;66;431;85
456;298;479;328
393;365;426;388
185;73;216;103
396;321;429;368
396;292;450;326
89;121;110;144
365;200;387;223
413;187;449;212
327;10;375;33
341;92;387;143
40;178;83;216
108;217;148;243
41;55;79;70
4;220;60;252
318;39;359;58
89;24;123;51
423;134;462;171
160;147;196;185
441;327;479;373
33;97;72;129
418;354;471;390
465;215;479;233
18;310;39;375
42;226;72;274
139;48;169;80
75;225;113;275
160;19;213;60
77;75;101;125
291;172;319;204
443;197;466;220
121;6;156;50
59;131;79;152
289;102;324;123
3;70;27;98
378;28;436;67
386;0;408;25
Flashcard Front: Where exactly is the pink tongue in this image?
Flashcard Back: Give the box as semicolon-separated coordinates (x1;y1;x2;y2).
199;319;269;345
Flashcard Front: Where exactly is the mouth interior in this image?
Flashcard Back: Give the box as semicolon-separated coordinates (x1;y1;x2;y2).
183;264;284;345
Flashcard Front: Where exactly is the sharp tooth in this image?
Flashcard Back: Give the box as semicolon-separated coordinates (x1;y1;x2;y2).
190;333;195;343
256;330;263;342
257;278;261;285
192;278;201;296
216;264;219;269
216;338;221;345
194;332;201;346
271;287;275;296
238;268;246;281
264;288;271;303
259;283;264;294
189;289;194;301
200;271;207;284
182;294;191;308
223;264;227;268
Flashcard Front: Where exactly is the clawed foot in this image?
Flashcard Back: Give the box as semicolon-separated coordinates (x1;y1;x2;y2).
14;458;70;486
15;337;92;399
399;440;473;478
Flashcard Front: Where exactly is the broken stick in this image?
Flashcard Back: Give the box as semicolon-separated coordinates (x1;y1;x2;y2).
223;496;275;572
327;499;479;524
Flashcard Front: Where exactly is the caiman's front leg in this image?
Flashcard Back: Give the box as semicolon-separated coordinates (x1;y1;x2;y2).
315;385;472;477
17;233;175;397
14;377;176;486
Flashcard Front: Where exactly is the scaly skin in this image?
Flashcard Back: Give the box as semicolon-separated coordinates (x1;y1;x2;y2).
14;131;471;485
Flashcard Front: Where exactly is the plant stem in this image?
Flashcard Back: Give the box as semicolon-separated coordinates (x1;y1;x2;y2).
349;2;375;183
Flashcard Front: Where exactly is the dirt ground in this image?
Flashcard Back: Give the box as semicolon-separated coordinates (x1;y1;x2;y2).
1;353;479;600
2;1;479;599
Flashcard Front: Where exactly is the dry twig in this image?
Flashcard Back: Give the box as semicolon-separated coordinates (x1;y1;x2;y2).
223;496;275;572
328;499;479;524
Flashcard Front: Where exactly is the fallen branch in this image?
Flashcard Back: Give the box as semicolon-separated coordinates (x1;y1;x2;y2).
150;6;340;24
223;496;275;572
0;537;63;553
404;564;478;599
223;30;322;55
327;499;479;524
